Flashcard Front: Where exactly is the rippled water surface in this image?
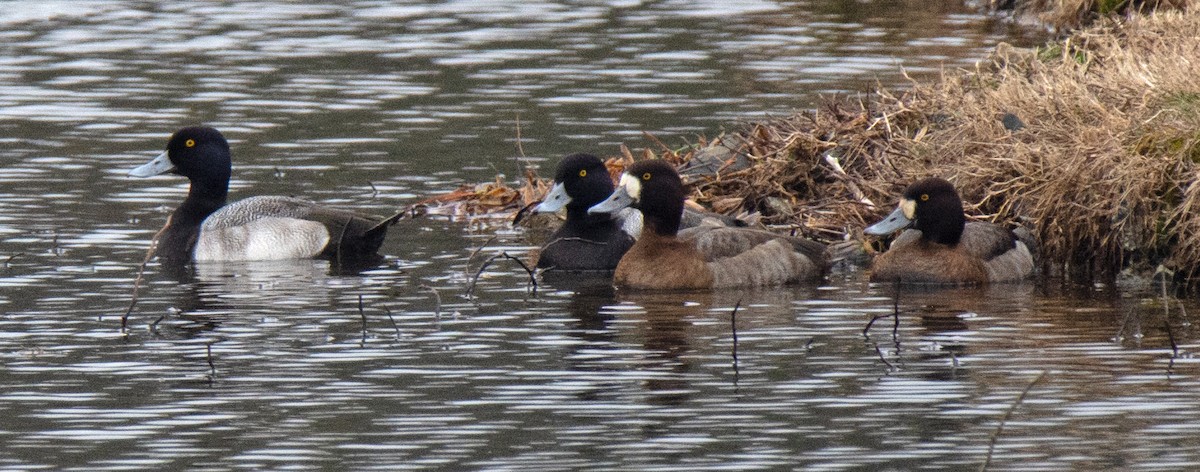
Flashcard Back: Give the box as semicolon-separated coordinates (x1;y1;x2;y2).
6;1;1199;471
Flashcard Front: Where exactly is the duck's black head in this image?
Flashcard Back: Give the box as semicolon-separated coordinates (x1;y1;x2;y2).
130;126;232;199
865;177;966;245
588;160;684;236
536;153;614;216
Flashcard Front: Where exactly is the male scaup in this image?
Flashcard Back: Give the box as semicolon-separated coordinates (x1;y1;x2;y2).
533;153;636;272
129;126;397;263
587;160;828;290
864;177;1035;284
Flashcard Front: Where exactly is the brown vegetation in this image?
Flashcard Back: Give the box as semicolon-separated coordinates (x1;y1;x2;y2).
996;0;1190;32
442;9;1200;280
701;9;1200;279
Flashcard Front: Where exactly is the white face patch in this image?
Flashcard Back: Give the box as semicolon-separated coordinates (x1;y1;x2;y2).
900;198;916;219
618;173;642;202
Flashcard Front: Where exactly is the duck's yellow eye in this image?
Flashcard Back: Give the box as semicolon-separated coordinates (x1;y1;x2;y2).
579;169;587;177
920;194;929;201
185;139;196;148
642;172;652;180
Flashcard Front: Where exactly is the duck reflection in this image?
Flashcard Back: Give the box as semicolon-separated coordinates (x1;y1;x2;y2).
138;257;393;336
611;291;710;407
550;282;810;408
865;282;1037;379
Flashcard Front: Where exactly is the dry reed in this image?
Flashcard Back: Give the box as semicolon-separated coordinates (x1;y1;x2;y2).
460;10;1200;281
673;10;1200;280
996;0;1191;32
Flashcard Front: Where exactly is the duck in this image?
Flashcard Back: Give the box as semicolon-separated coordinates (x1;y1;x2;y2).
129;126;398;264
864;177;1035;284
532;153;637;272
587;159;828;290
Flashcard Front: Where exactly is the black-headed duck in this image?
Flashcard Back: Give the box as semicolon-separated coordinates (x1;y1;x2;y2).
865;177;1035;284
587;160;828;290
129;126;397;263
533;153;637;272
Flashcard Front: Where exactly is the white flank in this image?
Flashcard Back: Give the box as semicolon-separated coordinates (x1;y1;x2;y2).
194;217;330;261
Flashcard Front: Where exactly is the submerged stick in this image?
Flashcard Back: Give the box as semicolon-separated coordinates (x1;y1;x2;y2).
1164;320;1179;357
466;252;538;299
358;295;368;345
980;370;1049;472
872;343;895;370
514;113;527;161
730;299;742;381
464;235;500;279
121;215;171;332
206;341;217;378
420;284;442;319
383;308;401;340
864;281;903;338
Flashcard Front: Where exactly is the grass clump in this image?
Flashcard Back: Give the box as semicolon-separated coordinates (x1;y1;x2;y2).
997;0;1190;31
458;10;1200;281
670;10;1200;280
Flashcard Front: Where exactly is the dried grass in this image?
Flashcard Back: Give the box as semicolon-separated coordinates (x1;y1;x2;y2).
672;10;1200;279
998;0;1190;31
453;10;1200;280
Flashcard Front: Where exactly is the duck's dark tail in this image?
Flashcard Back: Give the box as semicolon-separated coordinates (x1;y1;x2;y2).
365;211;404;240
366;204;423;235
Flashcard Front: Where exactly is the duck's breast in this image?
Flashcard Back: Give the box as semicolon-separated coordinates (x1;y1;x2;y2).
614;234;713;290
536;224;635;272
870;237;989;285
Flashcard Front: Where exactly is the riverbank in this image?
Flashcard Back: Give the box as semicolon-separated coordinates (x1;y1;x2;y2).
449;8;1200;281
700;8;1200;280
995;0;1189;31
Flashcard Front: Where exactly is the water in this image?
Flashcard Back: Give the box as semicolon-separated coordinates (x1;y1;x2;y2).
4;1;1197;470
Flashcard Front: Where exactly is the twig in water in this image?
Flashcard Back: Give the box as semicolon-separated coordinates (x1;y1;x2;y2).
465;252;538;299
464;235;500;279
122;215;172;332
864;281;903;338
514;113;527;161
730;299;742;370
1158;273;1182;369
383;307;401;340
3;253;22;268
359;295;368;345
980;370;1048;472
366;181;378;198
150;315;166;333
206;341;217;378
420;284;442;319
873;343;895;370
1165;320;1179;358
864;312;899;337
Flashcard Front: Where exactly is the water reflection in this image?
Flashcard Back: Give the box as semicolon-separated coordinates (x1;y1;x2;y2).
8;0;1198;470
